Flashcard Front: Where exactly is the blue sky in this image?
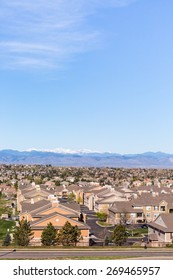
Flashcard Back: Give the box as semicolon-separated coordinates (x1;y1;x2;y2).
1;0;173;154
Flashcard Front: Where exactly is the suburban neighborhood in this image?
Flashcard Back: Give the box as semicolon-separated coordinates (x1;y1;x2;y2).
1;164;173;249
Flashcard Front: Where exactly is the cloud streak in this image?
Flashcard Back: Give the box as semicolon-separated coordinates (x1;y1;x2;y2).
0;0;136;70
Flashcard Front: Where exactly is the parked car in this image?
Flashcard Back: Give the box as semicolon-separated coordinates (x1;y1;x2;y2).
125;221;131;225
108;242;115;246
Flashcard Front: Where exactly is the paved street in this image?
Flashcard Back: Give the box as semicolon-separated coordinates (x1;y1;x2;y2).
81;206;144;246
81;205;114;244
1;249;173;259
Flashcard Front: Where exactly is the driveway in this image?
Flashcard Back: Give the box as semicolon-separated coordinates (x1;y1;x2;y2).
80;205;114;243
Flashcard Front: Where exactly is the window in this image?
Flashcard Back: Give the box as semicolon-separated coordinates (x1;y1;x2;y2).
146;213;150;217
137;213;142;217
154;206;159;211
130;213;136;217
146;206;151;210
160;206;166;211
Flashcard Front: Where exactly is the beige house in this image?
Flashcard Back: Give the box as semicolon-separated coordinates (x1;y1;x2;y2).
17;183;53;211
148;213;173;247
80;185;130;212
20;199;53;221
18;190;90;246
30;212;90;246
95;195;128;213
131;194;173;222
76;185;105;209
107;194;173;225
108;201;144;225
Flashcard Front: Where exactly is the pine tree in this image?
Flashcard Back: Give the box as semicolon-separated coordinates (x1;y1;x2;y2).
41;222;57;246
57;221;81;246
13;218;34;246
3;233;11;246
112;224;127;246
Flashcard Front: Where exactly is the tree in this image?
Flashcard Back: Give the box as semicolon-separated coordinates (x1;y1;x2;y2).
3;233;11;246
68;192;76;201
112;224;127;246
13;218;34;246
96;211;108;222
57;221;81;246
55;180;60;186
14;182;18;191
76;196;82;204
34;177;43;185
41;222;57;246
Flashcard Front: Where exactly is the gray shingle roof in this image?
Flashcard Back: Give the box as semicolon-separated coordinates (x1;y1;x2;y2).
30;212;90;230
131;194;173;207
109;201;143;213
149;213;173;232
21;199;51;214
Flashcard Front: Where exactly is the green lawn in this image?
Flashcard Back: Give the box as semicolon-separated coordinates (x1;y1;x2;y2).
0;196;13;217
0;198;6;216
0;219;16;241
97;221;113;227
127;228;148;237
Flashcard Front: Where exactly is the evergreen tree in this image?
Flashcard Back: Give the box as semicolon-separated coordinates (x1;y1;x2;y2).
57;221;81;246
13;218;34;246
3;233;11;246
41;222;57;246
112;224;127;246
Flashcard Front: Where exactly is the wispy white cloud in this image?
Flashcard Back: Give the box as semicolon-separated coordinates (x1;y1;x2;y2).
0;0;136;70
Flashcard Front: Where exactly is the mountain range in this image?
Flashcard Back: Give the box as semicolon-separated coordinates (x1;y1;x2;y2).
0;149;173;168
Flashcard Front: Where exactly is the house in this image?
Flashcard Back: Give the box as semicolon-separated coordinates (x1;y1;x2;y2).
17;183;37;210
80;184;130;212
19;199;52;221
17;183;55;211
77;185;104;209
95;195;128;213
131;194;173;222
18;193;90;246
108;201;144;225
136;185;171;196
148;213;173;247
29;212;90;246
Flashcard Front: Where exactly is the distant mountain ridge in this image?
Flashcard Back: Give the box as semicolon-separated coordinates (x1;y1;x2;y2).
0;149;173;168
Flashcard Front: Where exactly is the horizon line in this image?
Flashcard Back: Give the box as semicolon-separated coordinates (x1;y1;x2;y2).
0;148;172;156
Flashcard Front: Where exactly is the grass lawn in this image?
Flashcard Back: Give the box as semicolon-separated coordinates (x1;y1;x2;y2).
0;219;16;241
0;198;6;216
97;221;113;227
0;196;13;218
127;228;148;237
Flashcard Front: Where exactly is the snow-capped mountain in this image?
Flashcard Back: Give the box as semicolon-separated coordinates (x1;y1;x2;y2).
0;149;173;168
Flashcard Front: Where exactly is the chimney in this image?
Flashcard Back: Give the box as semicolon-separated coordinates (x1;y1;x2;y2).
31;198;34;204
52;200;59;207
